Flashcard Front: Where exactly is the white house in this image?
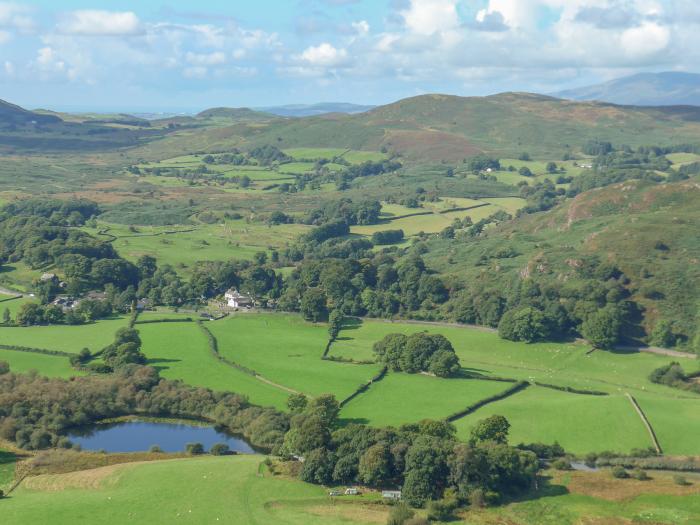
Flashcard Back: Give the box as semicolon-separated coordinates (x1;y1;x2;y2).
382;490;402;500
224;289;254;308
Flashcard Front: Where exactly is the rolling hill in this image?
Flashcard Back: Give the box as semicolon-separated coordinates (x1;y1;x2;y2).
555;72;700;106
258;102;375;117
132;92;700;162
0;99;62;127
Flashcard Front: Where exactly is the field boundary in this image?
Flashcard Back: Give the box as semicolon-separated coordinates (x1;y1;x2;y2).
134;318;194;325
0;294;22;304
338;366;388;408
445;381;529;423
533;381;608;396
626;393;662;454
0;344;73;357
196;321;300;395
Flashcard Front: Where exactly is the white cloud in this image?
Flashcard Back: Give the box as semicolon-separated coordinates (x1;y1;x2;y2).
299;42;348;66
620;21;670;58
58;10;143;36
401;0;459;35
185;51;227;66
4;60;14;75
352;20;370;35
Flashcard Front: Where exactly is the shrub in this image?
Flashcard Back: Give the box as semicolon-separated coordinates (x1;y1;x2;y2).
210;443;230;456
185;442;204;455
631;468;649;481
674;475;691;486
149;445;163;453
426;499;456;521
611;466;628;479
387;502;414;525
552;459;572;471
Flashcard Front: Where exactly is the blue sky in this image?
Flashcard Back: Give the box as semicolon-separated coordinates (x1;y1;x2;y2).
1;1;698;112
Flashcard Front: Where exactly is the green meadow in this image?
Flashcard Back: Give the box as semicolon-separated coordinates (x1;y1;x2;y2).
339;372;513;427
635;394;700;456
0;347;80;378
0;317;128;354
208;314;382;400
452;387;652;454
2;455;384;525
138;321;289;409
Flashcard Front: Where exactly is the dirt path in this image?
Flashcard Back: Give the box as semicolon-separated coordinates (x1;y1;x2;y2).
620;345;697;359
253;374;300;395
626;393;663;454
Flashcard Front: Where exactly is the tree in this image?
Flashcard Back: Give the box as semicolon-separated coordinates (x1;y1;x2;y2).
16;303;43;326
386;503;414;525
498;307;548;343
136;255;157;279
210;443;230;455
299;447;335;484
186;442;204;455
287;393;308;413
518;166;533;177
546;161;558;173
650;320;675;348
2;308;9;324
328;309;343;341
518;152;531;161
300;287;328;322
307;394;340;427
358;443;391;486
581;306;621;349
0;361;9;375
470;415;510;445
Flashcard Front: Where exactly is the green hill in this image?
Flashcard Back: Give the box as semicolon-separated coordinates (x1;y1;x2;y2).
0;99;62;127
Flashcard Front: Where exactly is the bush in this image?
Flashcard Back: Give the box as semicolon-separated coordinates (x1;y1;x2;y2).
210;443;230;456
372;230;405;245
426;499;456;521
674;475;691;486
611;466;628;479
631;468;649;481
149;445;163;453
387;503;414;525
185;442;204;455
552;459;572;471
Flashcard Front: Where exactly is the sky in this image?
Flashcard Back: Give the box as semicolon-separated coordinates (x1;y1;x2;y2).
0;0;698;112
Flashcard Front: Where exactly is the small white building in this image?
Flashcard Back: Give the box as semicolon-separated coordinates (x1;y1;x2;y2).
382;490;402;500
344;488;359;496
224;289;254;308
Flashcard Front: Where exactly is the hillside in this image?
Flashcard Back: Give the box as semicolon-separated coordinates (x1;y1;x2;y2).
0;99;62;127
195;107;276;121
427;177;700;345
555;72;700;106
258;102;375;117
131;92;700;162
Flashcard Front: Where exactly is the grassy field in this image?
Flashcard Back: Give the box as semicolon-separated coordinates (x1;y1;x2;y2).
208;314;382;400
339;372;514;427
0;317;128;354
84;220;309;269
667;152;700;166
0;448;15;489
138;321;289;409
0;348;82;378
452;387;652;454
1;455;388;525
635;395;700;456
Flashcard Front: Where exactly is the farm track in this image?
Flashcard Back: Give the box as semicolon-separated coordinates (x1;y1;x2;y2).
626;393;663;454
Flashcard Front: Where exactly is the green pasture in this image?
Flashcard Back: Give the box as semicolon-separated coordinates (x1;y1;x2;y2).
453;387;652;454
0;448;15;489
331;319;697;397
0;295;37;319
351;205;498;236
0;348;81;378
481;197;527;214
208;314;381;400
283;147;348;160
85;220;308;269
339;372;514;427
2;455;384;525
0;317;128;354
138;321;289;409
341;150;387;163
0;262;42;291
635;394;700;456
667;152;700;166
278;162;316;174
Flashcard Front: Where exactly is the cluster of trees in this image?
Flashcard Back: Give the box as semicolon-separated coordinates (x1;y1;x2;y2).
12;299;112;326
0;365;289;451
305;198;382;226
450;257;633;348
371;229;404;245
101;327;147;370
279;394;537;507
373;333;461;377
248;145;292;166
649;362;700;394
334;159;402;189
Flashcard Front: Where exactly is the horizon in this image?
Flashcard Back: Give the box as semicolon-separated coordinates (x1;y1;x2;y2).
2;1;700;111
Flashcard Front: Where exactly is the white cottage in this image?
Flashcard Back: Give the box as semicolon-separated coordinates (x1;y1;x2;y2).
224;289;253;308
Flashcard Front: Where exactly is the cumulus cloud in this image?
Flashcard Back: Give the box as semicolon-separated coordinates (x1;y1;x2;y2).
299;42;349;66
401;0;460;35
58;10;143;36
620;21;670;58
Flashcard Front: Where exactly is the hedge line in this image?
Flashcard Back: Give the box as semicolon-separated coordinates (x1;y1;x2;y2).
322;355;375;365
533;381;608;396
322;339;333;358
339;366;388;408
0;344;73;358
134;318;194;324
445;381;529;422
0;295;22;304
462;372;518;383
196;321;258;377
596;456;699;472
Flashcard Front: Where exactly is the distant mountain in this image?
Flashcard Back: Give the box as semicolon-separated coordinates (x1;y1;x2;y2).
554;72;700;106
257;102;374;117
195;107;274;121
0;99;62;127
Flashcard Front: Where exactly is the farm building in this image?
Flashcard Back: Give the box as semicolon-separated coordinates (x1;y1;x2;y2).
224;289;254;308
382;490;401;500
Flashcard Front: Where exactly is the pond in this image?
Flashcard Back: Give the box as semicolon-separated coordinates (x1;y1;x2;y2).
68;419;256;454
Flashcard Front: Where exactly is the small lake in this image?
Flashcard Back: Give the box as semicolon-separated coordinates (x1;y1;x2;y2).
68;419;256;454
